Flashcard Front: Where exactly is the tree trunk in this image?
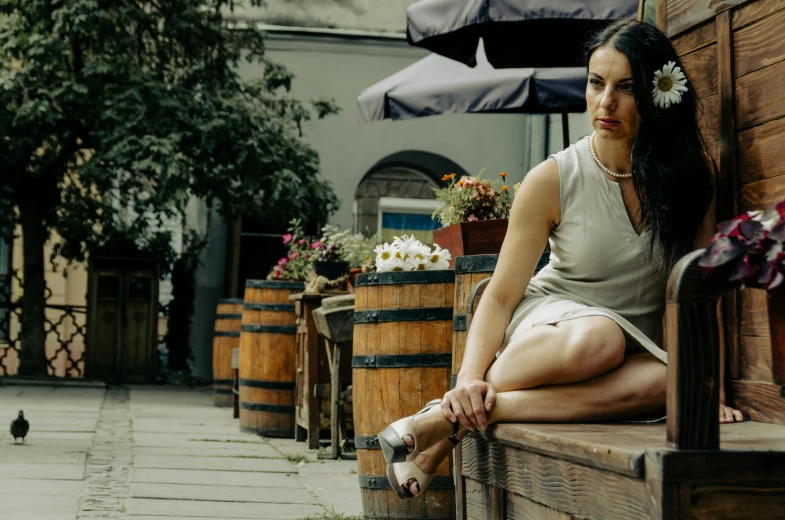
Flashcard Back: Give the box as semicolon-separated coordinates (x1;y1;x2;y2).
17;197;48;376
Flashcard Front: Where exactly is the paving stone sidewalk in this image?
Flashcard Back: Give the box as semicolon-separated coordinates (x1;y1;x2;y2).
0;384;362;520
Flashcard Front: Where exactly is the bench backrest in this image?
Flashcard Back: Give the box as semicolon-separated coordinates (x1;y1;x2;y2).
660;0;785;427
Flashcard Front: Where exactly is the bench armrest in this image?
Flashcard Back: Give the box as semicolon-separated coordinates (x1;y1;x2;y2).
665;249;735;450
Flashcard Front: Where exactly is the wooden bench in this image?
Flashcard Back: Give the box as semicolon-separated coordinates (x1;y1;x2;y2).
454;250;785;519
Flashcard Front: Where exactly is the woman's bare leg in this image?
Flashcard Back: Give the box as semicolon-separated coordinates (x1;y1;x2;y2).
409;316;629;451
402;353;665;495
486;316;628;391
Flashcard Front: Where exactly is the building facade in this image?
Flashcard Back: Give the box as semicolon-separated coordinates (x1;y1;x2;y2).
3;1;595;381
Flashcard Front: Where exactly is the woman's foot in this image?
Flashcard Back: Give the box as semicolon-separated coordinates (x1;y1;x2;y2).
405;405;459;454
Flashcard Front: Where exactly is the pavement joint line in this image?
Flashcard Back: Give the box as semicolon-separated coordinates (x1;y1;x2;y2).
135;468;296;474
130;496;320;506
76;387;132;520
263;439;329;515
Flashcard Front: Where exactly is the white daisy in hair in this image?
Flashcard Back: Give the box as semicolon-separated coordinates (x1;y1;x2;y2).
651;61;688;109
427;244;452;270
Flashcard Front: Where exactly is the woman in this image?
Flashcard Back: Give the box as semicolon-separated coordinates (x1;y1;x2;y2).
378;20;745;499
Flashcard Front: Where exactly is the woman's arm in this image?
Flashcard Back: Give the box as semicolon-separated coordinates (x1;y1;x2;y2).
442;159;560;430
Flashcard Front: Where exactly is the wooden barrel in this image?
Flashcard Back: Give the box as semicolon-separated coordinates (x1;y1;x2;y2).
239;279;305;438
352;270;456;520
451;255;498;389
213;298;243;407
451;252;550;386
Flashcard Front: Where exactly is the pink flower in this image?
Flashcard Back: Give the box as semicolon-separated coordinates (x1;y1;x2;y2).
310;241;323;249
467;214;478;222
278;257;289;266
282;233;293;245
297;238;306;246
291;252;300;260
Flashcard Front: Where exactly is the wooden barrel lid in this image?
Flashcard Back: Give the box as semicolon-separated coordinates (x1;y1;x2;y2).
242;303;296;312
454;254;498;274
244;279;306;289
356;270;454;286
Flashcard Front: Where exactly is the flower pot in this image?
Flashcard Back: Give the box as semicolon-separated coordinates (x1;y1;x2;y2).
432;219;509;269
349;267;363;286
312;260;349;280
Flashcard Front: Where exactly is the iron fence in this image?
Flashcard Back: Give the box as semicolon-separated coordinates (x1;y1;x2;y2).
0;270;87;377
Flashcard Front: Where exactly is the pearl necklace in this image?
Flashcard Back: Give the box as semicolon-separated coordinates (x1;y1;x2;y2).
589;132;633;179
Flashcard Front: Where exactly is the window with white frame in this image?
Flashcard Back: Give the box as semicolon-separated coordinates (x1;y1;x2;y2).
378;197;441;245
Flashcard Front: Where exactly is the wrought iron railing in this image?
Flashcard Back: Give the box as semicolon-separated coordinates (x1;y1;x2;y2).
0;270;87;378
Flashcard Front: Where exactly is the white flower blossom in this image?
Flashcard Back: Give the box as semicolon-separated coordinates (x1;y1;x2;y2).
427;244;451;270
651;61;688;109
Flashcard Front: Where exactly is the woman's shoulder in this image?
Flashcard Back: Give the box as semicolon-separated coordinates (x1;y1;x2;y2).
548;136;595;188
549;135;591;166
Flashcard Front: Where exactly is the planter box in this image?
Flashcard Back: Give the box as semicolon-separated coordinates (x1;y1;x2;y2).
432;219;508;268
313;260;348;280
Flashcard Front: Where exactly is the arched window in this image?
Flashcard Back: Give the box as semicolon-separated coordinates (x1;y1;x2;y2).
354;151;469;244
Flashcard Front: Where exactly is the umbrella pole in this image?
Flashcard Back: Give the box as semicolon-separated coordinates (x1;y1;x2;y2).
561;110;570;148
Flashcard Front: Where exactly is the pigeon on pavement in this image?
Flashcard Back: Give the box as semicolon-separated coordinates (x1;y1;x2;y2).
10;411;29;444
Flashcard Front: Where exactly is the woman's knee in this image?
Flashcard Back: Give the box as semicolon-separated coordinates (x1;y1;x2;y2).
561;317;626;374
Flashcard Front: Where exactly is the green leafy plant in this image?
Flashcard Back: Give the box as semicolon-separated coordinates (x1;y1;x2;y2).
432;170;514;226
0;1;340;373
318;225;378;268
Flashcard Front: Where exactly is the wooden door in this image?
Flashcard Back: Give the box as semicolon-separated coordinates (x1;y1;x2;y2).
124;272;156;383
88;268;158;383
91;273;122;381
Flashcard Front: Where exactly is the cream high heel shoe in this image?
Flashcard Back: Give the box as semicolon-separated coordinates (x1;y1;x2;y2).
377;399;461;464
386;460;434;499
377;399;442;464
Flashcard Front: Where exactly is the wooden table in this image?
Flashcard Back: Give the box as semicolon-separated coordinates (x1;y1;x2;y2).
290;292;347;449
313;296;355;459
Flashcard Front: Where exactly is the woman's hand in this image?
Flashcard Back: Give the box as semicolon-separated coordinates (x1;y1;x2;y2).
441;378;497;431
720;402;744;423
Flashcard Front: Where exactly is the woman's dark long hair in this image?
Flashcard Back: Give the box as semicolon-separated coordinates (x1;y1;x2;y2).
586;20;715;272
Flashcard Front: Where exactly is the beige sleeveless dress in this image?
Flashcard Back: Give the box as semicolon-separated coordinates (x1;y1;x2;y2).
501;136;669;364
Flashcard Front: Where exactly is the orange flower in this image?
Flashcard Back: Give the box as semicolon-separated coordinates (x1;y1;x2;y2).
502;186;509;191
457;179;465;186
499;172;508;178
442;172;457;182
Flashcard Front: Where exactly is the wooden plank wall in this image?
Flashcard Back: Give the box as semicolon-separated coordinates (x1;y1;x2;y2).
663;0;785;424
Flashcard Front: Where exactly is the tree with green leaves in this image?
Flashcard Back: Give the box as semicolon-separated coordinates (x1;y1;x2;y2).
0;0;339;376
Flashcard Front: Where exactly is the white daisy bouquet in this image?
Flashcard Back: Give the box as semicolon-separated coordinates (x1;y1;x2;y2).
374;235;451;272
